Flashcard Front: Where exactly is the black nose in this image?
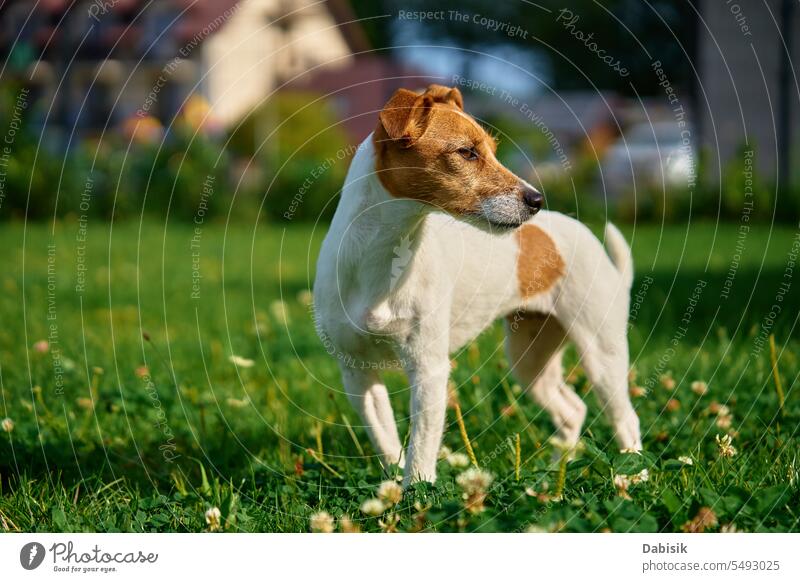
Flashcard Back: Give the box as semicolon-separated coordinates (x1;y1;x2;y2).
522;186;543;214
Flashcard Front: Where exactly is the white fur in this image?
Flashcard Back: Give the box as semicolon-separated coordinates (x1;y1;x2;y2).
314;135;641;485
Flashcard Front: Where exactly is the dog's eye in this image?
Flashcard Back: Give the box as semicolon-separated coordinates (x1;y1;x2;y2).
457;147;479;161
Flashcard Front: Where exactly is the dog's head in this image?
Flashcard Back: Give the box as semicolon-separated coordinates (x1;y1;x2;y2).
373;84;542;229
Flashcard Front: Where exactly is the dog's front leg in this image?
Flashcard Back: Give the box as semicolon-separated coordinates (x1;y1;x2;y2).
339;364;404;468
400;338;450;486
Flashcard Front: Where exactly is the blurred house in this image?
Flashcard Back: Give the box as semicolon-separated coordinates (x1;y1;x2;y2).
528;91;624;156
0;0;368;135
697;0;799;185
286;56;438;142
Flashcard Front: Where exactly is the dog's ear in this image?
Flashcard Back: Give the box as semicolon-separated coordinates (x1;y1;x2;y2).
424;84;463;110
379;89;435;147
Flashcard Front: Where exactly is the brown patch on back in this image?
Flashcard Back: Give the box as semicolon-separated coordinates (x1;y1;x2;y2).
515;224;565;298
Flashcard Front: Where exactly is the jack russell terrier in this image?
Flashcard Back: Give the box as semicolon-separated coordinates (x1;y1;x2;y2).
314;84;641;485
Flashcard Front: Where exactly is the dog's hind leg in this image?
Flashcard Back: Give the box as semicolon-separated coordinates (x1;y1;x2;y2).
505;313;586;448
570;320;641;451
340;365;404;468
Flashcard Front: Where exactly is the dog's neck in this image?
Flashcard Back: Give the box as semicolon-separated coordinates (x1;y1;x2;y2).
333;134;428;294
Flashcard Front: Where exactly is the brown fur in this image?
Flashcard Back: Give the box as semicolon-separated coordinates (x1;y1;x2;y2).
515;224;565;298
373;85;522;216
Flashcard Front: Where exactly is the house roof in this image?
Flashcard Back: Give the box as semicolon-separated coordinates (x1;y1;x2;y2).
324;0;370;54
173;0;243;44
287;55;437;141
172;0;370;52
3;0;369;54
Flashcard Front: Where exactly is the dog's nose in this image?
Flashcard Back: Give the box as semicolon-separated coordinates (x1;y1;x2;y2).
522;186;543;214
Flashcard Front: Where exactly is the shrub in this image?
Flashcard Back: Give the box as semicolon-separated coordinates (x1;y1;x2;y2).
229;91;353;222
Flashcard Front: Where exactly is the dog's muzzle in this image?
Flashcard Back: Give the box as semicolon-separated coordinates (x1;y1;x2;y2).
478;185;544;229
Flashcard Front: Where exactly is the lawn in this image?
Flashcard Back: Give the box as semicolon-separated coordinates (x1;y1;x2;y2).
0;218;798;532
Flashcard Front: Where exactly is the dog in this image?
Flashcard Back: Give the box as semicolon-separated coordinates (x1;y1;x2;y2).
314;84;641;486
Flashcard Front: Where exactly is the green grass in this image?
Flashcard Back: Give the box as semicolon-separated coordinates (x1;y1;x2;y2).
0;218;798;532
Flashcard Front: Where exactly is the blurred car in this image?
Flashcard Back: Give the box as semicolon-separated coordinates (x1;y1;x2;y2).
600;121;696;193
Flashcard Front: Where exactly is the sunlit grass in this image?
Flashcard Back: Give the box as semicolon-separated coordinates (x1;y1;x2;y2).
0;219;798;532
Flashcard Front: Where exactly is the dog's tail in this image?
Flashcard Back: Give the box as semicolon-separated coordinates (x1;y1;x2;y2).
604;223;633;288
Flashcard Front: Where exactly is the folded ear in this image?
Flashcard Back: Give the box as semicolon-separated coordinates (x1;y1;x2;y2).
424;84;464;110
379;89;435;147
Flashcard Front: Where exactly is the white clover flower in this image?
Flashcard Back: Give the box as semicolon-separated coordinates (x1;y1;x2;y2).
690;380;708;395
678;456;694;466
377;480;403;506
716;434;737;458
226;396;250;408
270;300;289;323
629;385;647;398
205;506;222;531
228;355;254;368
309;511;334;533
438;445;452;460
614;473;631;490
1;417;14;433
296;289;313;306
456;467;494;495
709;403;730;416
716;414;733;429
360;498;385;516
613;468;649;498
338;514;359;533
446;452;470;468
